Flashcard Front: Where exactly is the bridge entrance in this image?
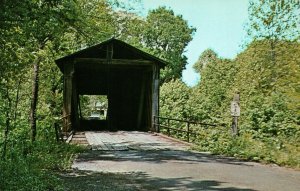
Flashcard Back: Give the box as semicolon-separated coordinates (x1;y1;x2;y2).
55;38;166;133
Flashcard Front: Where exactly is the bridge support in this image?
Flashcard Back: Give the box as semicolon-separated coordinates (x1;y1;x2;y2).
152;64;160;132
63;62;79;134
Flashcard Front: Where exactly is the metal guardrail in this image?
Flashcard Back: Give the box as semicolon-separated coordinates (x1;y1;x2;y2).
153;116;226;143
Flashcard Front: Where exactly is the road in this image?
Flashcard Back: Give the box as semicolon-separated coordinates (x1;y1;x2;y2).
71;131;300;191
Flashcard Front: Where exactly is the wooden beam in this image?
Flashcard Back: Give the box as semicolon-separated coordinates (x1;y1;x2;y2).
63;62;74;134
72;70;80;131
106;43;113;130
151;63;160;132
74;58;154;66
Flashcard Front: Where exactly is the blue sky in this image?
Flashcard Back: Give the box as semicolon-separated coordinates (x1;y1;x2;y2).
140;0;249;86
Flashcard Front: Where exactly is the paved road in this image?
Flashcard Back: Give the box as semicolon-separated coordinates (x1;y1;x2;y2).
72;131;300;191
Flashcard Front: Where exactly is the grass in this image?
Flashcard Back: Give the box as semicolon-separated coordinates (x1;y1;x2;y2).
0;140;85;191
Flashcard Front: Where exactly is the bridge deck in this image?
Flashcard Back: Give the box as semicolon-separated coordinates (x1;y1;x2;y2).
84;131;189;151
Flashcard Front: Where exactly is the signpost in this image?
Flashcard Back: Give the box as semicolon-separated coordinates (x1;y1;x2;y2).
231;101;240;117
231;93;240;135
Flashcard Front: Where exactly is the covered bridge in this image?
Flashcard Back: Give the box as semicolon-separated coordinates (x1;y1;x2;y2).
55;38;166;133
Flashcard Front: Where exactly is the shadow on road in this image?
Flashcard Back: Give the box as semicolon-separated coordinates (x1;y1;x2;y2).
75;149;254;167
60;170;257;191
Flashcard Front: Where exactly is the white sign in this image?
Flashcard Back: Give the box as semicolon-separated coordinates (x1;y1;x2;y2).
231;101;240;117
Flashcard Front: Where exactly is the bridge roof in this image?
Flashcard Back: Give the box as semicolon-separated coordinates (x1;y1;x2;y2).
55;38;167;72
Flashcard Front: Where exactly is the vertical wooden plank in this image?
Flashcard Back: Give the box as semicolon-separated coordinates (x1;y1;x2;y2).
137;74;146;130
63;61;74;134
72;69;79;131
156;65;160;133
106;43;113;130
78;94;82;118
151;63;160;132
146;72;152;131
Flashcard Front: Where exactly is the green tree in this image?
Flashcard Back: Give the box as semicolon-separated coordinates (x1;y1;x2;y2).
193;48;218;74
191;57;238;123
160;79;192;120
143;7;196;82
239;0;300;124
246;0;300;41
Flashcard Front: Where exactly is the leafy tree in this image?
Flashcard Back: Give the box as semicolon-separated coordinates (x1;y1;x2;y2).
244;0;300;92
114;11;146;46
246;0;300;41
190;57;238;123
238;0;300;128
160;79;192;120
193;48;218;74
143;7;196;82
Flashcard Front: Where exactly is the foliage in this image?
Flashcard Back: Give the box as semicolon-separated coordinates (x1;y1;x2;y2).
159;0;300;168
143;7;196;82
160;79;192;120
0;138;84;190
245;0;300;42
79;95;108;118
193;48;218;74
184;40;299;168
190;54;238;123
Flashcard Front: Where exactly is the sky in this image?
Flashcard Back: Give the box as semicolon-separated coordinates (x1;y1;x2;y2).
140;0;249;86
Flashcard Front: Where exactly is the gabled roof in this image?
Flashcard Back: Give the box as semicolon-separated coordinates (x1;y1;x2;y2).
55;38;167;71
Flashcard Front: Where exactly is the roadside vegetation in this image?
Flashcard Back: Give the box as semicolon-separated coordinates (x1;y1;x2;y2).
160;0;300;168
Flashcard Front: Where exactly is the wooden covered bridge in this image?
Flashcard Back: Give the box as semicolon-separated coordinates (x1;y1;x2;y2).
55;38;166;134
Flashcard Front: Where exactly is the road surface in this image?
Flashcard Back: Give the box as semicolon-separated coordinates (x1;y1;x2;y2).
71;131;300;191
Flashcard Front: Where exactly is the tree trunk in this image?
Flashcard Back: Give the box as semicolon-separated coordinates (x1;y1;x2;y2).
30;57;41;142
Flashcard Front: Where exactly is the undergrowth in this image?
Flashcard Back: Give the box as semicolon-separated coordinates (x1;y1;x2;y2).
189;127;300;169
0;140;84;191
161;120;300;169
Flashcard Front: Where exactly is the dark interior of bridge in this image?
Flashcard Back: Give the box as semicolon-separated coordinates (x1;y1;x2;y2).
76;63;153;131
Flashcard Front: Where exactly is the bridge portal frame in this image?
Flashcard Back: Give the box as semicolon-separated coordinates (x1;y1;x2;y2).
55;38;166;134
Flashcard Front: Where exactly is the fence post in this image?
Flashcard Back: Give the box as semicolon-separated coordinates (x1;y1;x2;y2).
157;116;160;133
167;119;170;136
231;93;240;136
153;116;156;132
232;117;238;135
187;122;190;142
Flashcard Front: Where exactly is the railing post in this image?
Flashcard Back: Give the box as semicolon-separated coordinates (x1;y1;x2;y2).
157;116;160;133
153;116;158;132
187;122;190;142
152;115;156;132
167;119;170;136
